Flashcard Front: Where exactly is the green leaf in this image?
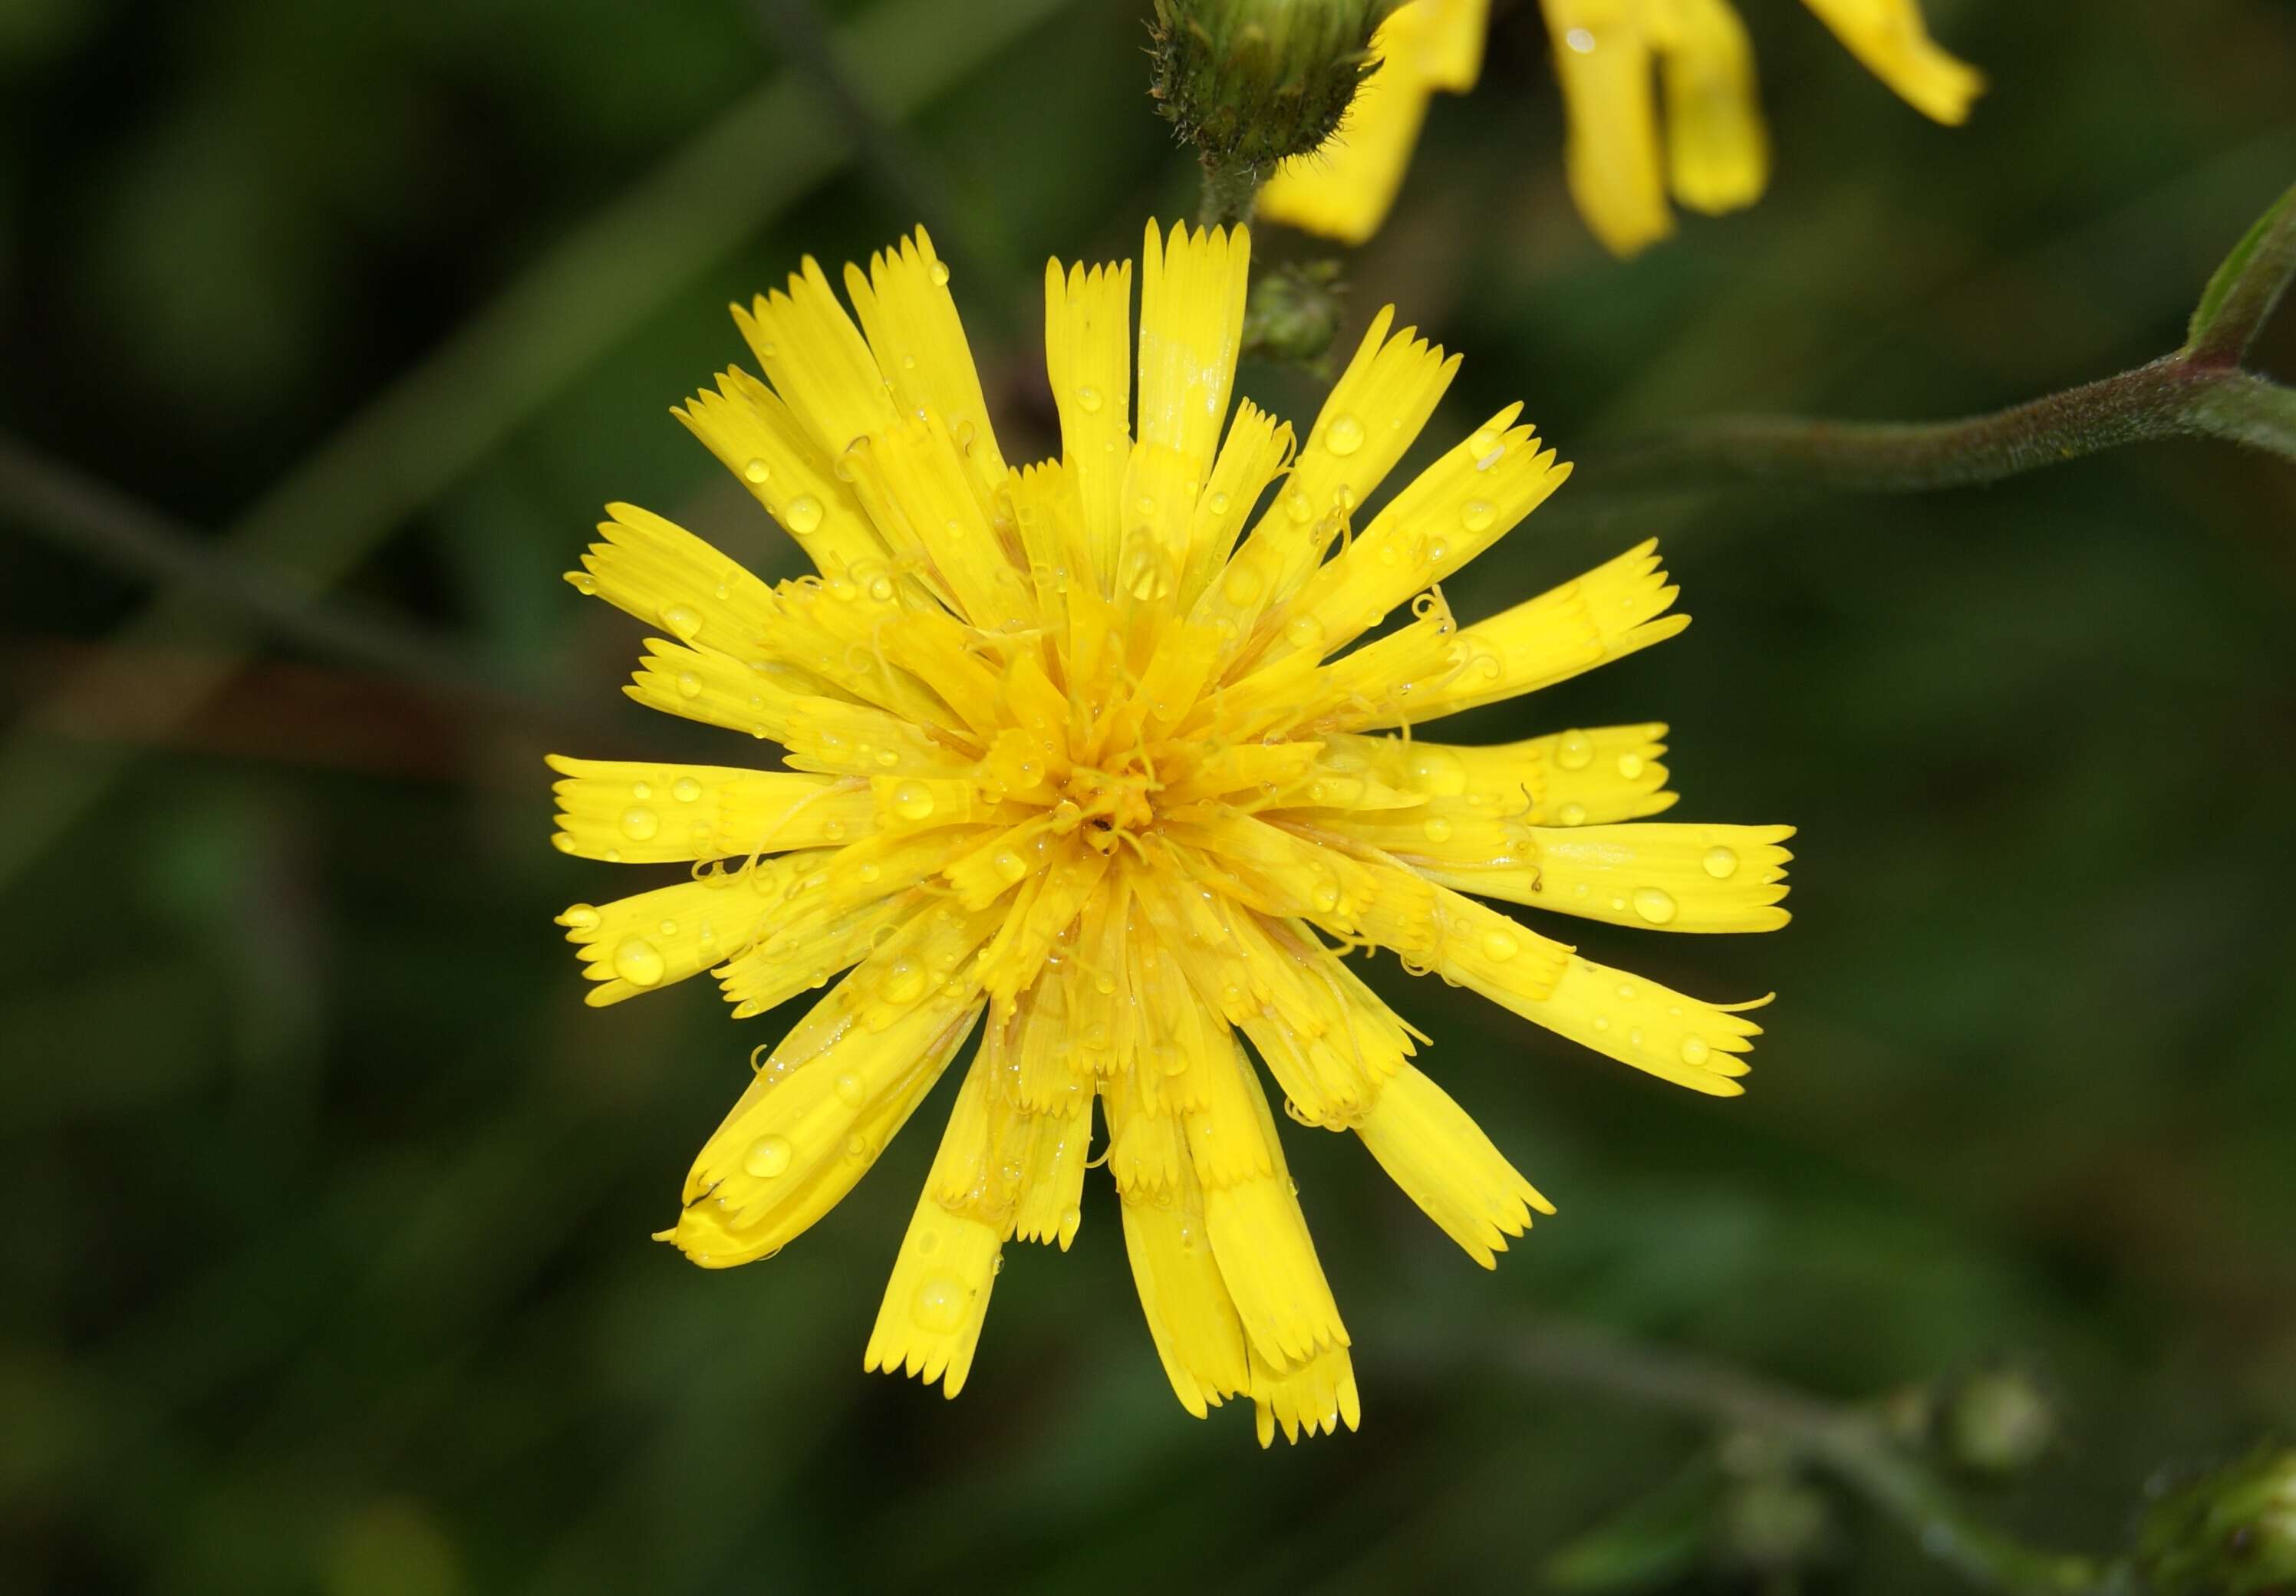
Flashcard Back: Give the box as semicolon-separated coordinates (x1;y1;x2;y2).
2185;180;2296;358
1543;1460;1724;1593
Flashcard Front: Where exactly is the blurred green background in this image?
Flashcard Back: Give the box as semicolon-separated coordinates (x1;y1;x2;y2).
5;0;2294;1590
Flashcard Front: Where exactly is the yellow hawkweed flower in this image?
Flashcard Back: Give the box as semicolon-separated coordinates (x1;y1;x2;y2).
1260;0;1981;257
1257;0;1491;245
550;221;1793;1445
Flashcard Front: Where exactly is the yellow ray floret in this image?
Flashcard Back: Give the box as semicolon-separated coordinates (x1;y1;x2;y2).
552;219;1794;1443
1259;0;1494;246
1264;0;1977;258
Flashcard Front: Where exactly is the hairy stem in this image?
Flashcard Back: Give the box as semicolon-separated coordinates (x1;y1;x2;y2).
1198;153;1264;230
1585;357;2294;494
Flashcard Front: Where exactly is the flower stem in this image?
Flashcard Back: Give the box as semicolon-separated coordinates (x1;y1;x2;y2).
1585;178;2296;496
1584;357;2294;494
1197;152;1264;229
1497;1315;2133;1595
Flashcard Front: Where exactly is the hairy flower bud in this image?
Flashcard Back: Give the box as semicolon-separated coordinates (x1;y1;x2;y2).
1150;0;1401;171
1939;1367;2057;1476
2139;1446;2296;1595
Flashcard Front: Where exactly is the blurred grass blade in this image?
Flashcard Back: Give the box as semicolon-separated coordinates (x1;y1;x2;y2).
0;0;1074;894
1544;1459;1724;1592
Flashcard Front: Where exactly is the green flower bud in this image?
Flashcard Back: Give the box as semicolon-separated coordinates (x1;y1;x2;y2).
1240;258;1347;373
1149;0;1401;172
1717;1476;1833;1574
1940;1367;2057;1477
2138;1446;2296;1595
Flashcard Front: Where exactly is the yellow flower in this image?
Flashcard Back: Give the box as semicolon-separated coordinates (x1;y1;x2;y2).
1257;0;1491;245
1258;0;1981;256
550;222;1793;1444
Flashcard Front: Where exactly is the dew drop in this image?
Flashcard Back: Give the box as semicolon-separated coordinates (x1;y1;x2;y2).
1421;817;1454;844
891;780;936;821
868;573;894;602
1324;413;1365;456
619;806;660;841
676;670;703;699
674;777;703;804
743;1134;792;1178
884;957;927;1003
912;1275;965;1334
1616;752;1645;779
1704;845;1740;879
1632;887;1678;924
1221;562;1265;605
858;861;881;884
743;458;771;485
1285;614;1326;651
1408;746;1468;796
993;850;1029;884
1208;490;1231;515
1077;385;1103;413
1558;801;1587;826
1555;730;1594;770
660;604;702;641
1678;1035;1711;1067
612;936;666;986
1460;500;1497;533
784;495;825;535
1468;427;1500;456
1481;928;1520;962
558;903;601;932
927;260;951;287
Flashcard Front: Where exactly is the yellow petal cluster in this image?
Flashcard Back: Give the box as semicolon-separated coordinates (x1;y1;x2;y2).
1259;0;1981;256
551;220;1792;1443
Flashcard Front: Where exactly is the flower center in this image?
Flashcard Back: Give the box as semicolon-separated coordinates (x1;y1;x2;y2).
1062;757;1161;853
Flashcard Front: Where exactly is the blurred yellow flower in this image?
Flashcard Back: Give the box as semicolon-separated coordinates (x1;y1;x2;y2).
1259;0;1982;256
549;222;1792;1443
1257;0;1491;245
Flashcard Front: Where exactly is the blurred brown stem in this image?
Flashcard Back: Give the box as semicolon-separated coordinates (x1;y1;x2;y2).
1585;178;2296;494
1500;1315;2129;1595
0;432;585;736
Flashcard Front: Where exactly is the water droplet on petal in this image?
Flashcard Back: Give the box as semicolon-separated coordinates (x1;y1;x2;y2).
1481;929;1520;962
743;458;770;485
1632;887;1678;924
674;777;703;804
613;936;666;986
1408;747;1468;796
1704;846;1739;878
1421;817;1454;844
1557;801;1588;826
784;495;825;535
1678;1035;1711;1067
1325;413;1365;456
1285;614;1326;651
911;1274;964;1333
1221;561;1265;605
1460;500;1496;532
927;260;951;287
884;957;927;1003
620;806;659;841
743;1134;792;1178
1616;753;1645;779
835;1071;867;1107
1077;385;1103;413
1555;731;1594;770
558;903;601;932
891;781;936;821
660;604;702;641
676;670;703;699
